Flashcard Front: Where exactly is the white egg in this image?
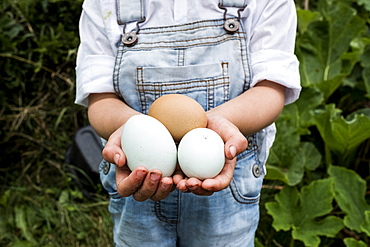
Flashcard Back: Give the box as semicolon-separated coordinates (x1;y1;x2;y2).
121;115;177;177
178;128;225;180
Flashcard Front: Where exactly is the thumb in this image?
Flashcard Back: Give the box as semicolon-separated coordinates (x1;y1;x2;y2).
224;132;248;160
102;127;127;167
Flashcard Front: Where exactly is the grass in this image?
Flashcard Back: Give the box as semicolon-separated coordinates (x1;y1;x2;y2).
0;53;114;246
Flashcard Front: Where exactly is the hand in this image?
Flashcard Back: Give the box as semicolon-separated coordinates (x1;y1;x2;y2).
176;115;248;196
102;124;174;201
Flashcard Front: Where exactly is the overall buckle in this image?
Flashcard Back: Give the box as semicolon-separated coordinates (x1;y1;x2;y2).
218;3;246;33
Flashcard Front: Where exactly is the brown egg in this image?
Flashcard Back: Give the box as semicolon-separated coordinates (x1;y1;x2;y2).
148;94;207;142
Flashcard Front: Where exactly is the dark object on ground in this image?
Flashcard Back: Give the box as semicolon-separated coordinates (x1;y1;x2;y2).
65;125;103;198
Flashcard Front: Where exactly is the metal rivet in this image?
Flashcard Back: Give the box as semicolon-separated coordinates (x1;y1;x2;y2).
122;32;138;46
224;19;240;33
252;164;261;178
103;162;110;175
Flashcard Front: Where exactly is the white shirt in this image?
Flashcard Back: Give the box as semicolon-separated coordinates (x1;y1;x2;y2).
75;0;301;107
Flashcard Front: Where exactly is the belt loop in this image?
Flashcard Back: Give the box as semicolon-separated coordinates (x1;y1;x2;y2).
219;0;247;9
117;0;145;24
117;0;146;46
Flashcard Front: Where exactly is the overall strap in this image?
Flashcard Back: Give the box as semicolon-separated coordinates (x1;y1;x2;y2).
219;0;247;8
117;0;145;25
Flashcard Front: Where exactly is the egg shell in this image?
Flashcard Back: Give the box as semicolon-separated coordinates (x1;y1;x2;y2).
121;115;177;177
178;128;225;180
148;94;207;142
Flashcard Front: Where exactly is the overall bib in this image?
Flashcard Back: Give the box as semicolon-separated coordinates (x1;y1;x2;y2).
100;1;265;246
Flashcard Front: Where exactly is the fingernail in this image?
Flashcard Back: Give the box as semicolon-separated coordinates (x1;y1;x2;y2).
188;185;198;191
114;154;120;165
150;172;161;181
230;146;236;158
137;170;147;178
161;182;171;190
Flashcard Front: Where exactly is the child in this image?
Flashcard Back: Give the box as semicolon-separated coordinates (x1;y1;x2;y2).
75;0;301;246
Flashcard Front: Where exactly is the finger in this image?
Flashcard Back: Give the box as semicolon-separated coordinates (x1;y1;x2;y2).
224;133;248;160
116;166;148;197
206;115;248;160
185;178;214;196
150;177;173;201
133;169;162;202
172;164;185;185
176;178;191;193
201;158;236;192
102;130;126;167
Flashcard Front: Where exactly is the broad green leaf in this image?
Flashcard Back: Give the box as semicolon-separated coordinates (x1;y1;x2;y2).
357;0;370;11
266;179;343;247
296;0;366;88
315;74;345;100
362;211;370;236
297;9;322;34
328;166;370;234
281;87;324;134
267;88;323;185
344;238;368;247
266;142;322;186
313;104;370;159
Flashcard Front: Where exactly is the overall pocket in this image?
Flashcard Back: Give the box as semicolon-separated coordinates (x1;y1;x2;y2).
136;62;230;113
229;147;264;204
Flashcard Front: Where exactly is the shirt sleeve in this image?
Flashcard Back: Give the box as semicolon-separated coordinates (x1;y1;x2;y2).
247;0;301;105
75;0;117;107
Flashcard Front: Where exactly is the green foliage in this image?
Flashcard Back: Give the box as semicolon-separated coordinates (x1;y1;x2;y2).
262;0;370;246
0;0;113;246
266;179;343;247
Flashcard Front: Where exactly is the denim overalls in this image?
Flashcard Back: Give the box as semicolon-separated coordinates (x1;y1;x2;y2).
100;0;265;246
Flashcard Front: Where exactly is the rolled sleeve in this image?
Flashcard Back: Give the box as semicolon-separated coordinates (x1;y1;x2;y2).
251;49;301;105
75;54;116;107
75;0;118;107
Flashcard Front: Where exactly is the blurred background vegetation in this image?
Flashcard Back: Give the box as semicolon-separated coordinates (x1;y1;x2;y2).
0;0;369;246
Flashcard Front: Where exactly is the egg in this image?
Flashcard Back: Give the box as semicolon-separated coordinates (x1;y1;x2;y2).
148;94;207;142
178;128;225;180
121;115;177;177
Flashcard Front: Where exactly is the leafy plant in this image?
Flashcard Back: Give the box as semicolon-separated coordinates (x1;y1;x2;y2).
0;0;113;246
262;0;370;246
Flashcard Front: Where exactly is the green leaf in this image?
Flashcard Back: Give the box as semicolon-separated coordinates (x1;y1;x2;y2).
267;89;323;185
15;206;37;244
356;0;370;11
344;238;368;247
315;74;346;100
266;179;343;247
296;0;366;87
266;142;322;186
281;87;324;134
297;9;322;35
328;166;370;234
313;104;370;160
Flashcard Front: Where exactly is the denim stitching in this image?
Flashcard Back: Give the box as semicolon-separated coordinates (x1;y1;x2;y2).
154;201;178;224
136;67;148;113
136;78;228;92
221;62;230;103
119;33;245;50
137;20;226;34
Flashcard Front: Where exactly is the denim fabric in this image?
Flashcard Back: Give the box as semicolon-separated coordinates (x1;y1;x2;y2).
101;9;265;247
100;148;262;247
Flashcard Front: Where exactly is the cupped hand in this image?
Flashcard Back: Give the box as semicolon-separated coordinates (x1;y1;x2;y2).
176;115;248;196
102;124;174;201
